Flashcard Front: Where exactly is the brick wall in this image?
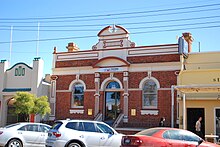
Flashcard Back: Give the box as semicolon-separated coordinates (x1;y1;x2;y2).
54;70;177;128
55;59;98;68
127;54;180;64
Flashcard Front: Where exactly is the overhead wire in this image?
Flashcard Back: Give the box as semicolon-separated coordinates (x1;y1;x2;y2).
0;1;220;45
0;7;220;27
1;20;220;32
0;2;220;23
0;25;220;44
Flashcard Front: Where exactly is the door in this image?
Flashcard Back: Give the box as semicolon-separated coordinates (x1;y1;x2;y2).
20;124;42;146
96;122;122;147
215;108;220;137
187;108;205;137
105;92;120;126
81;122;100;147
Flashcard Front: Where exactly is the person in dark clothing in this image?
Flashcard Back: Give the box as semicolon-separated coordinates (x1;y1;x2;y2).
159;117;165;127
195;117;204;139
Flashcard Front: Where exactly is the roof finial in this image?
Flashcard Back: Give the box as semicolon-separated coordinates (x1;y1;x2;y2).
112;24;116;33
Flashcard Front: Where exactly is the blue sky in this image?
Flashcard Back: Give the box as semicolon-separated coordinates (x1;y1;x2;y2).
1;0;220;75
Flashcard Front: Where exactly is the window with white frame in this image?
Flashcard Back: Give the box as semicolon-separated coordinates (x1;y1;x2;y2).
71;83;84;108
142;79;158;109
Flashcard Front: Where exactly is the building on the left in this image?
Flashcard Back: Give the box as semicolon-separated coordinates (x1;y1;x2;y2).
0;57;51;127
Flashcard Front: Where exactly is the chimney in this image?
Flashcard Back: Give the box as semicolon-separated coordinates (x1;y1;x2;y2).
182;32;193;53
66;42;79;52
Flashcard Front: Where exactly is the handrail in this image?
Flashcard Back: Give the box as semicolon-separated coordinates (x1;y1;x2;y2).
113;113;124;128
94;113;102;121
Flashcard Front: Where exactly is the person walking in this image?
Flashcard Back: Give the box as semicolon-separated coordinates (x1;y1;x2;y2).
159;117;165;127
195;117;203;139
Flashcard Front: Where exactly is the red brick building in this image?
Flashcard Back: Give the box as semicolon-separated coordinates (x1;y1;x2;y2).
50;25;189;130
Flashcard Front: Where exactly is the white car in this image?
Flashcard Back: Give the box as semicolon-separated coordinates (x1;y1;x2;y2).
45;119;124;147
0;122;51;147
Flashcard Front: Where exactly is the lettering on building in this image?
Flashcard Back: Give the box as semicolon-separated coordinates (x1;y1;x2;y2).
213;78;220;82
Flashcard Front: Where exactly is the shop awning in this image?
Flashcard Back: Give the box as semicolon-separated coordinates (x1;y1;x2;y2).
174;84;220;93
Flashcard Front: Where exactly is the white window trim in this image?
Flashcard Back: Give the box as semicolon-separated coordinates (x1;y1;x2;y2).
69;79;86;91
69;80;85;108
100;77;123;90
140;77;159;109
139;77;160;89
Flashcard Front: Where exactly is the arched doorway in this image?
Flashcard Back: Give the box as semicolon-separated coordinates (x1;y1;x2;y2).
104;81;121;126
7;98;18;125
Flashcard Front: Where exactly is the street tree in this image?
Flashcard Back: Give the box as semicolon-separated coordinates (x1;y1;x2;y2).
13;92;35;121
31;95;51;117
13;92;51;122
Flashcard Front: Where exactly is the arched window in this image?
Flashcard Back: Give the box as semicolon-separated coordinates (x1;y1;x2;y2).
142;79;158;109
106;81;120;89
71;82;84;108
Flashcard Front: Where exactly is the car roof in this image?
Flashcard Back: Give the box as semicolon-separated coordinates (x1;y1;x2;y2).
55;119;107;124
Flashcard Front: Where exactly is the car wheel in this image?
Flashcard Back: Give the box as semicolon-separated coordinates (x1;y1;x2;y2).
67;142;83;147
7;139;23;147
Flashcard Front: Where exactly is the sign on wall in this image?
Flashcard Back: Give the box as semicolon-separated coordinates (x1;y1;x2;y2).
178;37;188;58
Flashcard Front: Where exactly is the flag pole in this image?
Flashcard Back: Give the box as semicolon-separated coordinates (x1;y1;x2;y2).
9;26;13;63
36;22;40;57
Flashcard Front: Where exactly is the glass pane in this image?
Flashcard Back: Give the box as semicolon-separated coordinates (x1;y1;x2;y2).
83;122;97;132
143;94;157;107
73;83;84;94
106;81;120;89
96;123;114;134
73;95;84;107
143;80;157;93
66;122;78;130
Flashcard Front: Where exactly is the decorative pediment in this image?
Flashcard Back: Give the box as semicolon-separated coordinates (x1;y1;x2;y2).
92;25;135;50
93;56;130;68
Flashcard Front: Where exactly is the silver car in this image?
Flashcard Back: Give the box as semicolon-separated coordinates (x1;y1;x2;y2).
45;119;124;147
0;122;51;147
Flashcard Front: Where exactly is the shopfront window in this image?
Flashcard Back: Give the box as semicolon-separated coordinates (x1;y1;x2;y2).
71;83;84;108
142;79;158;109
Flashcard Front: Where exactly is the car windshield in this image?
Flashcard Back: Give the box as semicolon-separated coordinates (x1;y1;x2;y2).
4;123;20;128
136;128;161;136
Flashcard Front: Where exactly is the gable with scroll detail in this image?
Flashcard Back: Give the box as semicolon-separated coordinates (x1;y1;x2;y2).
92;25;135;50
93;56;130;68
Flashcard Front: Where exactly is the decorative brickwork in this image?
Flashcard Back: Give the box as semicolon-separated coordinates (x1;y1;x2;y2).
55;59;98;68
127;54;180;64
52;25;180;129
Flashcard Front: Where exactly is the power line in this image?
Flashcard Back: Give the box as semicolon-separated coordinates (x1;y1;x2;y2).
1;15;220;29
1;20;220;32
0;3;220;23
0;25;220;44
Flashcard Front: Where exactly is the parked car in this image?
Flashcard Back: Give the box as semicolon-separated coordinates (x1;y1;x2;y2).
121;127;220;147
0;122;51;147
46;119;124;147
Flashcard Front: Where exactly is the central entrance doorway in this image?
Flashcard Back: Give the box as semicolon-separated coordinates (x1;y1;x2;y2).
105;92;120;126
104;81;121;126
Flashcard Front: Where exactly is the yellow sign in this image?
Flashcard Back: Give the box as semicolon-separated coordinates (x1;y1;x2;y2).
88;109;92;115
131;109;136;116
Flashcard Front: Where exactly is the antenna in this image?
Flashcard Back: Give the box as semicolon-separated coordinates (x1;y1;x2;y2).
9;26;13;63
36;22;40;57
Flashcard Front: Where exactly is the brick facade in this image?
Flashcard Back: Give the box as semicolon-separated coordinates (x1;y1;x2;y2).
52;25;181;129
